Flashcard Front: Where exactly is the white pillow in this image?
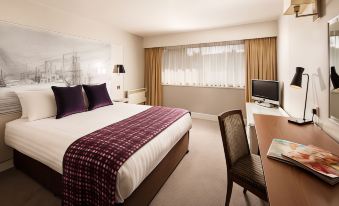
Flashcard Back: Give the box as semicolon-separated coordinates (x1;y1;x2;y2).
16;88;48;118
16;89;57;121
17;93;28;118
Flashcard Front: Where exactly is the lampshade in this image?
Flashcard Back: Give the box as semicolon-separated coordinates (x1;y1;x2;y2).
331;66;339;90
290;67;305;88
117;65;125;74
283;0;321;22
284;0;308;15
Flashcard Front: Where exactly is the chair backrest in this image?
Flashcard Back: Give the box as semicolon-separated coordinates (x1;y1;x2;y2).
218;110;250;169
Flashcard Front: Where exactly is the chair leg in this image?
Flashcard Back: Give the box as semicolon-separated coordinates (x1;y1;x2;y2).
225;180;233;206
243;188;247;193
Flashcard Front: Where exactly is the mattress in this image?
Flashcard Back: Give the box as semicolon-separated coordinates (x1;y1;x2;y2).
5;103;192;203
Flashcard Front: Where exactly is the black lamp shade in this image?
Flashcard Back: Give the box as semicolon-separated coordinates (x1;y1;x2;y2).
288;66;312;125
290;67;304;88
117;65;125;74
330;66;339;90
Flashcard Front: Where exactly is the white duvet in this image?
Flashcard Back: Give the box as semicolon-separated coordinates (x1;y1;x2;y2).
5;103;192;203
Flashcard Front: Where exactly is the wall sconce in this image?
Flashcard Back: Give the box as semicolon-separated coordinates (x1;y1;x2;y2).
284;0;322;21
113;65;126;74
113;65;126;90
117;65;126;74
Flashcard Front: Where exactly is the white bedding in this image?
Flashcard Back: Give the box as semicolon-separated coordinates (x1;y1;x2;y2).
5;103;192;203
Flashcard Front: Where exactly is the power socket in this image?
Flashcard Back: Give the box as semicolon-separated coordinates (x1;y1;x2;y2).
312;107;320;116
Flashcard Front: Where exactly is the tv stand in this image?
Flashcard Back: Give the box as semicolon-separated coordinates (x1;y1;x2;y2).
254;101;275;108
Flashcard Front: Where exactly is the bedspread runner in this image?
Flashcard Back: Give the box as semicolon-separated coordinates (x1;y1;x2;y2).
63;106;189;206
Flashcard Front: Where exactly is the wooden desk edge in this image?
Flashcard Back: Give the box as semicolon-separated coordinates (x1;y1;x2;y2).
253;114;339;206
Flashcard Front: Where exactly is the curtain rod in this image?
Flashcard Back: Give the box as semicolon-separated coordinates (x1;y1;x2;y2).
163;40;244;50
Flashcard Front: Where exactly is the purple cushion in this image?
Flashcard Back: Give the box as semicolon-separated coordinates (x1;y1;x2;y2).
82;83;113;110
51;85;86;119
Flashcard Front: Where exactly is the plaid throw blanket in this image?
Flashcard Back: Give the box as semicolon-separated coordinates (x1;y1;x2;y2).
63;106;189;206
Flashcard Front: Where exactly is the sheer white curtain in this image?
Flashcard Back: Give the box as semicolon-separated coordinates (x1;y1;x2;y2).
162;41;245;88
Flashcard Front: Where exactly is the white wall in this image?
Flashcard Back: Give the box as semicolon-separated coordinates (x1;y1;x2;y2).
144;21;278;48
163;86;245;116
278;0;339;142
0;0;144;99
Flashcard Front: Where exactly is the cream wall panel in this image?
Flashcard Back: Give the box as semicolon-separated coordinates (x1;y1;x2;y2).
278;0;339;142
144;21;278;48
163;86;245;115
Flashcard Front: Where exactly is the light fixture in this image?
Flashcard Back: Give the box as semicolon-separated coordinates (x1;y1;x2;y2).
288;67;313;125
284;0;322;21
113;65;126;74
113;65;126;91
331;66;339;91
117;65;125;74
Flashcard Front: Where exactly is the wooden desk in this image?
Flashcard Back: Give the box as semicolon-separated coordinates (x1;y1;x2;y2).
254;114;339;206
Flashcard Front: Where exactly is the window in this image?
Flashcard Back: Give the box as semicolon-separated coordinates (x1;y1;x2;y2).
162;41;245;88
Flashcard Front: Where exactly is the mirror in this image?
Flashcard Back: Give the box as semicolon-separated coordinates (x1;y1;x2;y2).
329;16;339;122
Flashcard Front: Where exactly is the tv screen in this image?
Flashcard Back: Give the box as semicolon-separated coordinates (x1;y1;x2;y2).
252;80;279;101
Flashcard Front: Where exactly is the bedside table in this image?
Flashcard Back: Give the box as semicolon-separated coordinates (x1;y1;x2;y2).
113;98;129;103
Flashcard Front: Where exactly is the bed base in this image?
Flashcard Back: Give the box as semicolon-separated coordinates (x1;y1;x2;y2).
13;132;189;206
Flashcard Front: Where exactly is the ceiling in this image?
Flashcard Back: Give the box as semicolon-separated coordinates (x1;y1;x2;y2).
30;0;284;37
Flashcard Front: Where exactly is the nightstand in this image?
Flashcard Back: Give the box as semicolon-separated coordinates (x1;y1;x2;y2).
113;98;129;103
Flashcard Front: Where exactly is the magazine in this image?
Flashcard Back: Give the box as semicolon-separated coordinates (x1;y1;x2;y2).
266;139;306;165
282;145;339;185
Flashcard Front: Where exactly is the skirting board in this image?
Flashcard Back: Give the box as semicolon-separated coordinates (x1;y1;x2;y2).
0;159;14;172
191;112;247;124
191;112;218;121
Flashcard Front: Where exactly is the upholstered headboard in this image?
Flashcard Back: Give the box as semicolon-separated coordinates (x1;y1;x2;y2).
0;91;21;170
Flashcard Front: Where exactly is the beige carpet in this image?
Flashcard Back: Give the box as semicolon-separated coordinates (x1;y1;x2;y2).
0;119;267;206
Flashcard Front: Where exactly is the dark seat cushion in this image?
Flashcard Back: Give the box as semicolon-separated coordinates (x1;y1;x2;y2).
230;154;267;194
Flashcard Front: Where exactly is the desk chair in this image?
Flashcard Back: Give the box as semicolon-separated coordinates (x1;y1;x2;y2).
218;110;268;206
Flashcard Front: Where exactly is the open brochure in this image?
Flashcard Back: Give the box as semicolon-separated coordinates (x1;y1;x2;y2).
267;139;339;185
267;139;305;165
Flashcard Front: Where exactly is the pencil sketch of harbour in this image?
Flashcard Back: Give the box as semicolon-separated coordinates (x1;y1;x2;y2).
0;22;111;88
0;22;112;114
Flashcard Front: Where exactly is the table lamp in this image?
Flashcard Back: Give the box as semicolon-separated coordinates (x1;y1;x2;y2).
288;67;313;125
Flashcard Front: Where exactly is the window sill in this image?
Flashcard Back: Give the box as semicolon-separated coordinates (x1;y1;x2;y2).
162;84;245;90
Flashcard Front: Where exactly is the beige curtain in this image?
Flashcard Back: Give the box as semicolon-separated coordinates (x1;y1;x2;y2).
245;37;277;102
145;47;164;106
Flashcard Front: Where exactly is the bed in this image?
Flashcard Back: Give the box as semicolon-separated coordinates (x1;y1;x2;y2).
5;102;192;205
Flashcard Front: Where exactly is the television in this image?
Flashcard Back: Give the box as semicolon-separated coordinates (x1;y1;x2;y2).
251;80;280;107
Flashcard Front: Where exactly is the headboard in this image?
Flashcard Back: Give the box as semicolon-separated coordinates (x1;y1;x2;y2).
0;91;21;170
